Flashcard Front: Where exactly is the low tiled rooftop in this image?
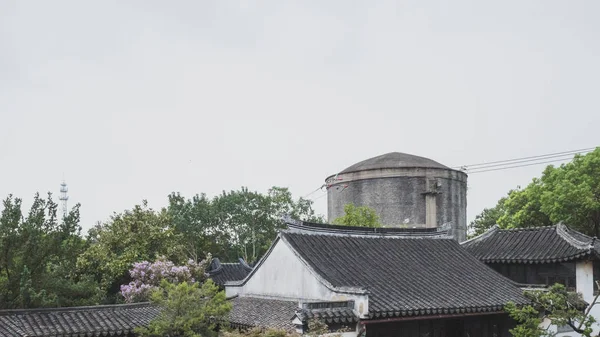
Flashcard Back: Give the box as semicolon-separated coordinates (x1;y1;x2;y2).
462;223;600;263
228;297;298;331
228;296;358;331
295;303;357;325
0;302;159;337
207;258;253;286
280;222;529;319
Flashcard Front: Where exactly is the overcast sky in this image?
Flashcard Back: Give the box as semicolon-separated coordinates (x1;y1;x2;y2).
1;0;599;231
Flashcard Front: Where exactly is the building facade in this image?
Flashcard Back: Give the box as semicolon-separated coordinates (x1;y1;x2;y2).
463;223;600;337
225;220;528;336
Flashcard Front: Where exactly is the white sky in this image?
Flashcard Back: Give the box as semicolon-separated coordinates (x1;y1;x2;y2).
1;0;599;231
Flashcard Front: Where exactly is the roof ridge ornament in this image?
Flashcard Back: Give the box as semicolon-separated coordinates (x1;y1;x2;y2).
556;222;594;250
207;258;223;275
238;258;254;271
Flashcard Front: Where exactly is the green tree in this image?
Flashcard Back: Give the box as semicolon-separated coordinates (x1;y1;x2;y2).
135;279;231;337
505;283;597;337
168;186;323;264
77;201;185;303
468;148;600;237
0;193;100;309
332;204;382;228
468;198;506;238
539;150;600;237
168;192;225;262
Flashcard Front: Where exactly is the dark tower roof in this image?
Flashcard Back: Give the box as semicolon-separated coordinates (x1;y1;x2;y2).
339;152;450;174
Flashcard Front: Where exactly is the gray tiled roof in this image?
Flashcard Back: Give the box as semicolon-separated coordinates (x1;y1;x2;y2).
0;317;27;337
207;258;253;286
228;297;358;331
295;307;357;325
281;230;529;319
462;223;600;263
228;297;298;331
0;303;159;337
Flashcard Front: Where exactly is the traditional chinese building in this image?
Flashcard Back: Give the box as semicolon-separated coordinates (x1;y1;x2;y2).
462;223;600;336
225;220;529;337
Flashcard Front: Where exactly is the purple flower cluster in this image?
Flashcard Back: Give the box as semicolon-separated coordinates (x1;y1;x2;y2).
120;256;209;303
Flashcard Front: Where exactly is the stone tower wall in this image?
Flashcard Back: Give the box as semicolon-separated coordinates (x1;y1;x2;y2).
327;167;467;242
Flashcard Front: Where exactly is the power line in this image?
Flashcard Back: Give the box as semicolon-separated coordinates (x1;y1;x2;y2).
302;185;325;199
312;192;328;201
459;151;592;171
467;158;576;174
452;147;596;169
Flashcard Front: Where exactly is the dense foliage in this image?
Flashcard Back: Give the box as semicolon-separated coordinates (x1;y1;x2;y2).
76;201;186;304
0;186;322;308
505;283;597;337
332;204;382;228
135;279;231;337
469;148;600;238
168;186;323;264
0;193;101;309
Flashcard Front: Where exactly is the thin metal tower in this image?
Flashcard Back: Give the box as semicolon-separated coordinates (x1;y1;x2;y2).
59;180;69;218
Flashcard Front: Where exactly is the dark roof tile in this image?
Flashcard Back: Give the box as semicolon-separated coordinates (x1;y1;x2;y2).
208;258;253;286
296;308;357;325
462;224;599;263
281;230;529;319
228;297;297;331
0;303;160;337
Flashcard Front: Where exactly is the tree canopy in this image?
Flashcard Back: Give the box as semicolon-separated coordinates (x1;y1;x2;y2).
505;283;597;337
0;186;323;308
469;148;600;238
332;204;382;228
134;279;230;337
0;193;101;309
169;186;323;264
76;201;186;303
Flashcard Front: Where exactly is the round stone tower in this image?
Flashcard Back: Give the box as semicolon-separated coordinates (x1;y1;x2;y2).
326;152;468;242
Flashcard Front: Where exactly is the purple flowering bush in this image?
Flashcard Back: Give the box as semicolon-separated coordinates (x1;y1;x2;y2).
120;255;210;303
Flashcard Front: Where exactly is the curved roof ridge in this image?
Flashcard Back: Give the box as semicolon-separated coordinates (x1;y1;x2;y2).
209;258;253;273
0;302;154;315
207;258;223;275
238;258;254;271
556;222;594;250
463;222;599;263
460;225;499;245
499;225;557;232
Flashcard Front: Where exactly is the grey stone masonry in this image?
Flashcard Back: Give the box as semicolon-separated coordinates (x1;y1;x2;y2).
326;153;468;242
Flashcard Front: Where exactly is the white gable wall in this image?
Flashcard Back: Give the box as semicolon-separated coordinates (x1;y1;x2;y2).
226;238;369;318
